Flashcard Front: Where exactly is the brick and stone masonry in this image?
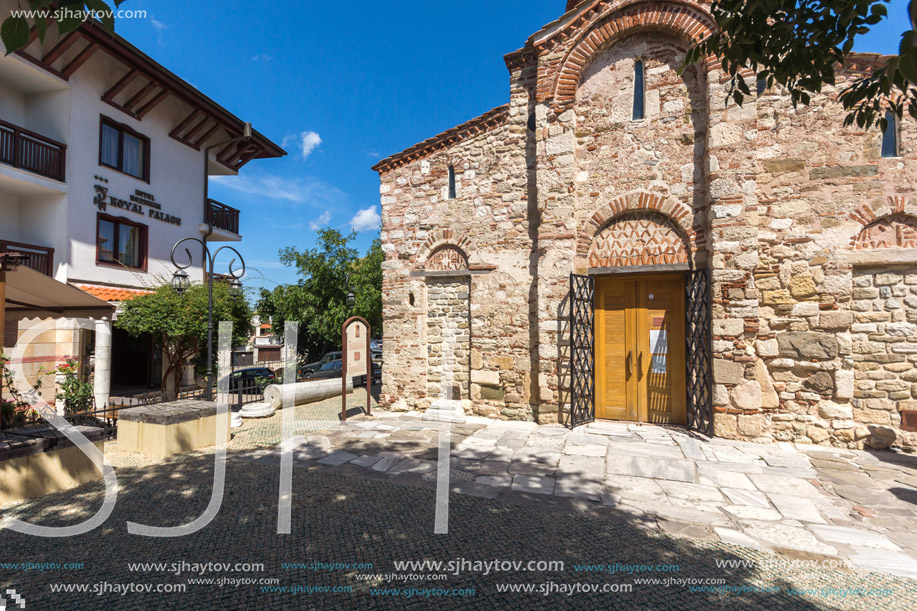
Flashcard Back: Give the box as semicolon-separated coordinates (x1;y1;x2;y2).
372;0;917;451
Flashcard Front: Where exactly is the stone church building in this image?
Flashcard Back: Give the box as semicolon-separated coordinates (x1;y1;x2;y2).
372;0;916;451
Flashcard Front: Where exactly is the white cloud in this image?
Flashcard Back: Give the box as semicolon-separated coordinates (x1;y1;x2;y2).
282;131;322;161
309;210;332;231
211;172;346;207
251;53;272;62
350;206;381;232
151;19;167;31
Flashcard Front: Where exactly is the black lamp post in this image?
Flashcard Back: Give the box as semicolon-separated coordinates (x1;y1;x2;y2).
170;238;245;401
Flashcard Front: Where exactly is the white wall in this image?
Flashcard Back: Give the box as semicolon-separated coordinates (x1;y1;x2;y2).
64;53;210;287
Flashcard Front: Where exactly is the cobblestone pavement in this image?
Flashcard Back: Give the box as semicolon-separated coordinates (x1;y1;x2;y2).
2;398;916;609
245;410;917;580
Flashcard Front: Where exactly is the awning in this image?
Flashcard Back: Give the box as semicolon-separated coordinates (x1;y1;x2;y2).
3;267;115;318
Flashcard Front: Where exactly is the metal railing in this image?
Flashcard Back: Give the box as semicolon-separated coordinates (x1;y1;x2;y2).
0;118;66;182
206;199;240;234
0;239;54;276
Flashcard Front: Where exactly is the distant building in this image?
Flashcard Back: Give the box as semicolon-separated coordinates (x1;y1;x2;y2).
373;0;916;450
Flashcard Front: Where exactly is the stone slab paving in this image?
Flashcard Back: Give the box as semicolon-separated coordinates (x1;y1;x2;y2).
255;410;917;580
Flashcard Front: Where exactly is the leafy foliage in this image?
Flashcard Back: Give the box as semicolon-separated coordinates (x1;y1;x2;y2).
1;0;126;54
686;0;916;130
258;229;383;361
0;352;44;429
54;358;93;415
114;281;252;399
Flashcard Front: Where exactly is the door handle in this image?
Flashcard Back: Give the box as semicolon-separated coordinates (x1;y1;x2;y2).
626;351;632;378
638;351;643;379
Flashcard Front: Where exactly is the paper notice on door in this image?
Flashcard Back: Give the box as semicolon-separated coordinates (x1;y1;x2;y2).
651;355;667;374
649;330;668;354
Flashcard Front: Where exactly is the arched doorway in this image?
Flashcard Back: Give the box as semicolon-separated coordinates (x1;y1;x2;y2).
588;211;690;424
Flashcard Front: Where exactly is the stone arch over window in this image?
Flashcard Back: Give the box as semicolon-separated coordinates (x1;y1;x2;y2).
576;192;702;263
548;1;716;108
426;245;469;271
589;211;689;267
416;228;472;267
850;196;917;248
854;214;917;249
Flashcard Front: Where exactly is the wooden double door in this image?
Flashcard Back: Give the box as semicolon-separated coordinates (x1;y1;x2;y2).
594;273;686;424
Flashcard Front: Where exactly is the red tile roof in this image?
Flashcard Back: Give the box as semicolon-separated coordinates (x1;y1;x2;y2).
77;285;152;303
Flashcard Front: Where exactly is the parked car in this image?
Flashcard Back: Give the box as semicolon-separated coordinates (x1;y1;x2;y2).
299;351;342;377
228;367;275;391
303;359;381;388
369;339;383;362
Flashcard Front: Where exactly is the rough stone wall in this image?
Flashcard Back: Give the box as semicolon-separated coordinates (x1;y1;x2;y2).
426;279;471;400
848;269;917;449
377;67;534;418
720;66;917;451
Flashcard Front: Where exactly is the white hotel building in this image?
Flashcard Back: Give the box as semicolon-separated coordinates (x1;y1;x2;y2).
0;6;284;398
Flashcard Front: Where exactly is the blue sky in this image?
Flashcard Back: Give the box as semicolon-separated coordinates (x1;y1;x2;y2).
114;0;910;293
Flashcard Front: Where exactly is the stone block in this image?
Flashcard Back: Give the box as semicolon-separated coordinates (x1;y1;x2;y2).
737;413;764;437
806;426;831;443
817;311;854;329
756;339;779;357
835;370;855;400
731;381;762;410
713;318;745;336
804;371;834;393
809;165;878;180
789;274;817;298
480;386;505;402
754;361;780;408
471;370;500;386
714;359;745;384
777;332;838;360
762;158;805;173
817;401;853;420
714;413;738;438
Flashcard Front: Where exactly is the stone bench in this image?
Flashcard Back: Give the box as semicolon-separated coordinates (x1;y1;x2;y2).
0;426;106;504
117;400;227;457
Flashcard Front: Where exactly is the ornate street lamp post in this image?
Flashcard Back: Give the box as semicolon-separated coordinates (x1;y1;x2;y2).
170;238;245;401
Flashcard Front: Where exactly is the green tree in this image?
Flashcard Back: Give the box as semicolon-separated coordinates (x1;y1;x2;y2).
686;0;916;130
258;229;383;360
2;1;125;54
115;281;252;399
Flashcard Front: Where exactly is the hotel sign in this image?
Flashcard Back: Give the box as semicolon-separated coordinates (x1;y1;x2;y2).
93;175;182;226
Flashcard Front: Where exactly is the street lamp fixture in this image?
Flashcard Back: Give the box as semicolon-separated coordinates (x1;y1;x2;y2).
346;290;355;308
170;239;246;401
171;269;190;295
229;277;244;300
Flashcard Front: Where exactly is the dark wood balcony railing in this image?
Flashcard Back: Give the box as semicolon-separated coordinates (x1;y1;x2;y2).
0;118;67;182
0;239;54;276
207;199;240;235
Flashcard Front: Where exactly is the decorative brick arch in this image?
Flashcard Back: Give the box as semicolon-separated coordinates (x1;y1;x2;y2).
849;196;917;248
416;228;472;267
590;211;689;267
551;1;715;107
426;245;469;271
577;191;701;259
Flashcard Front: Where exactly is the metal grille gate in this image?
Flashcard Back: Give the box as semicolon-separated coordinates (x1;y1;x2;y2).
685;268;713;435
568;273;595;427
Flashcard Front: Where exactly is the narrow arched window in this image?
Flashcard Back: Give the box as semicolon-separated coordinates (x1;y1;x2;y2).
882;111;899;158
447;165;456;199
632;59;645;120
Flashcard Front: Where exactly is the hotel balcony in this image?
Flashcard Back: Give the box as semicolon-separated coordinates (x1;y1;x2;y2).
0;119;66;183
0;119;67;196
0;239;54;276
202;198;241;241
